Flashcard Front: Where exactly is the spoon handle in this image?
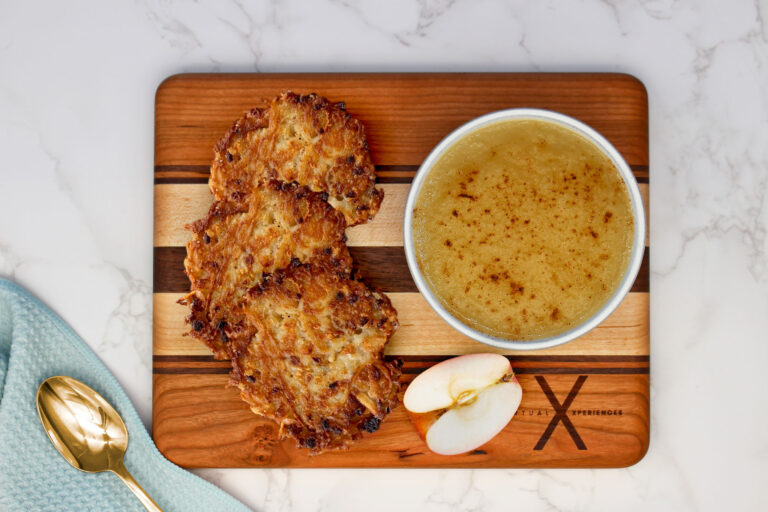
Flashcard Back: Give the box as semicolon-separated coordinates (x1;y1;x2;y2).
112;460;164;512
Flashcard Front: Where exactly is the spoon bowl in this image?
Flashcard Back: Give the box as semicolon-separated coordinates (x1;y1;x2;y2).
36;376;162;511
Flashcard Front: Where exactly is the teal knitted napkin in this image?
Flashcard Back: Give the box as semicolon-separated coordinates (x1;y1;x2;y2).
0;278;250;511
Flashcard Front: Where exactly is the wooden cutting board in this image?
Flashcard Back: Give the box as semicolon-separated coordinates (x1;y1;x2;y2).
153;73;649;468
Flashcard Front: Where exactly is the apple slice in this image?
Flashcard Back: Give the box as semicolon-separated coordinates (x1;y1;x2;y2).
425;380;522;455
403;353;522;455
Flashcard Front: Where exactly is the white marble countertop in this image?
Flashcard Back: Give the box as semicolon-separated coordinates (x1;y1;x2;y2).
1;1;766;510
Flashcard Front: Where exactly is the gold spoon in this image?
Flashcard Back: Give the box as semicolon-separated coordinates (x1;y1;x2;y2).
36;375;163;512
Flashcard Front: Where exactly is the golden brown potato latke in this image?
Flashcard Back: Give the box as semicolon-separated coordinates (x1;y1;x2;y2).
228;257;401;453
181;91;400;454
210;92;383;226
180;180;351;359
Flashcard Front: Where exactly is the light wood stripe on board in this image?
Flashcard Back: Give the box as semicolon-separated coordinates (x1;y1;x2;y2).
154;183;650;248
153;291;648;357
153;164;649;184
153;183;404;248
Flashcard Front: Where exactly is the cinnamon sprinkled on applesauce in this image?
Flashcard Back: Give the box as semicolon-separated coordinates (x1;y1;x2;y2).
412;119;634;340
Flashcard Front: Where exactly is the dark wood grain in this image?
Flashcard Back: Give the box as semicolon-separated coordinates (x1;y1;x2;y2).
153;246;649;294
152;356;650;384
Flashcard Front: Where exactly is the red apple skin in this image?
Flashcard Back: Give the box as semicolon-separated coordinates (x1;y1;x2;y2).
407;409;441;441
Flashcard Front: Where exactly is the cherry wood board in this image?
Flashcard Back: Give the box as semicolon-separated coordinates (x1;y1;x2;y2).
153;73;650;468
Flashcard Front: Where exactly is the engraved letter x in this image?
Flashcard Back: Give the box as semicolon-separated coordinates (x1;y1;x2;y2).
534;375;588;450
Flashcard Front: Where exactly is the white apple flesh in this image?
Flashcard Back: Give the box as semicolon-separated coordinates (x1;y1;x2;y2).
403;353;523;455
403;353;512;413
425;381;522;455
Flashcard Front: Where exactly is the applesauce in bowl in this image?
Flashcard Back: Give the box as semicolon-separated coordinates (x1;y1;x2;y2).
403;109;645;350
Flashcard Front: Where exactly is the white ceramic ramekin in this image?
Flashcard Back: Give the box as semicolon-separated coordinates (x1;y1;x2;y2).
403;109;646;351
